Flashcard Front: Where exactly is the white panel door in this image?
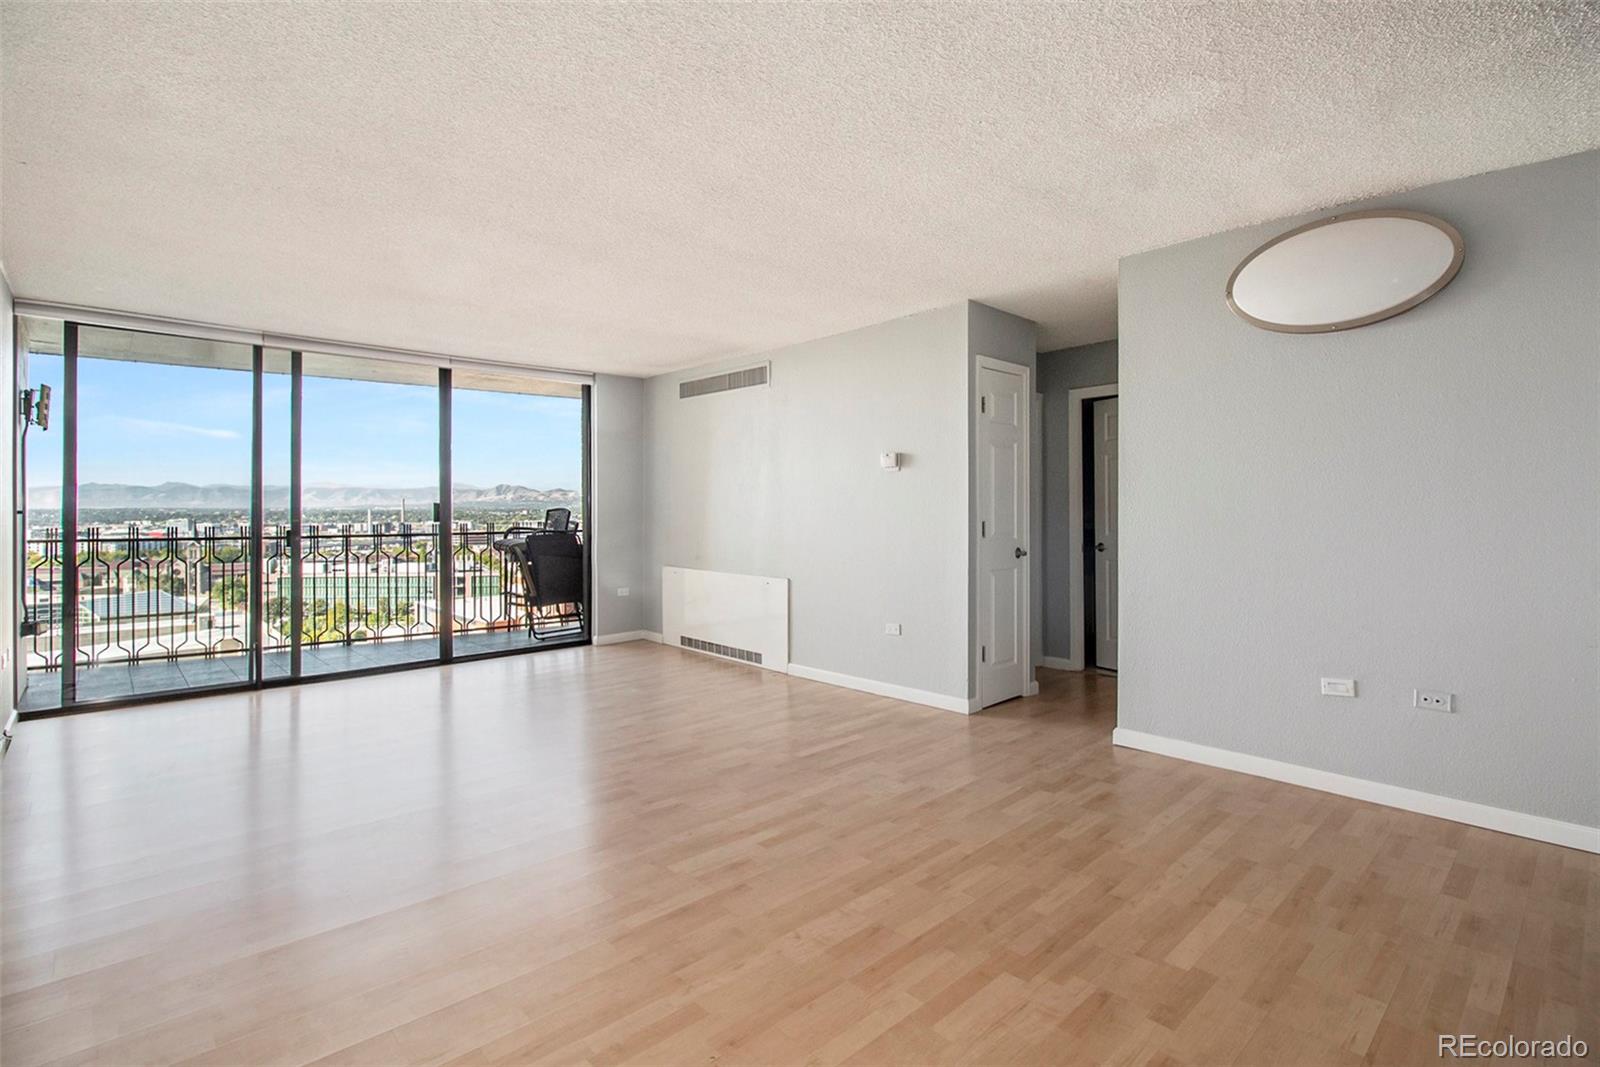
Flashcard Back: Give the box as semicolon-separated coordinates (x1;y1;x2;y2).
977;361;1029;707
1093;398;1118;670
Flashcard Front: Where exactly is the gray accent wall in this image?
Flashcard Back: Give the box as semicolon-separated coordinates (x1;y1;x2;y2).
642;304;973;700
1118;150;1599;828
1039;340;1117;663
591;373;646;637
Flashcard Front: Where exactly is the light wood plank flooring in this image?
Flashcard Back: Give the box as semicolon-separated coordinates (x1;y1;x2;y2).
2;643;1595;1066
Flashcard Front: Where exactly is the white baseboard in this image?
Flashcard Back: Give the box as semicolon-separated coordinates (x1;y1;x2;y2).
593;630;646;646
787;663;972;715
1040;656;1081;672
593;630;661;646
1111;728;1600;854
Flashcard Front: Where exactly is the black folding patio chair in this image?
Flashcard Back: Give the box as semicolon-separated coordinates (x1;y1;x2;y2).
497;529;584;639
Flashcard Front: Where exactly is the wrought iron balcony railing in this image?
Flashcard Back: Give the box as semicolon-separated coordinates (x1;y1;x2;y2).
23;522;581;672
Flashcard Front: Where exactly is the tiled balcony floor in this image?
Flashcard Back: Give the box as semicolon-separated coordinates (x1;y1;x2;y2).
18;628;584;712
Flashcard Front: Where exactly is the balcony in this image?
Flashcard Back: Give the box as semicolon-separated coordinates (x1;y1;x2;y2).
20;521;585;711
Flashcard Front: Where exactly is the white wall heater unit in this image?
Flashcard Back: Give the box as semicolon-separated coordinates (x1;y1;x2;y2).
662;566;789;672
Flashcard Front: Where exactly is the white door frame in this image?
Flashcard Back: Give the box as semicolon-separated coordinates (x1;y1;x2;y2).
974;355;1034;709
1065;383;1118;672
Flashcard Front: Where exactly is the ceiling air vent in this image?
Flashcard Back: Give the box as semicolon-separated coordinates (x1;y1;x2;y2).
680;634;763;665
679;363;769;399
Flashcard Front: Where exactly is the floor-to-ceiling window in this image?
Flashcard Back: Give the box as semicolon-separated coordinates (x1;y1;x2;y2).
260;348;295;681
71;326;259;702
15;316;590;714
19;320;262;708
297;354;442;676
19;323;65;694
450;369;588;656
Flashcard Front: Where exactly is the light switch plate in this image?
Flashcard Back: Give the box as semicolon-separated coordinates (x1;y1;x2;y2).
1320;678;1357;698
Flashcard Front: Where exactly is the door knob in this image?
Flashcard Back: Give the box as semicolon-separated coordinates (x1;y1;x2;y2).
1095;542;1106;552
1015;547;1028;558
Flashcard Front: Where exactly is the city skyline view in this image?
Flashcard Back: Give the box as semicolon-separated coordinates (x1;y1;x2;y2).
18;337;593;707
22;353;583;496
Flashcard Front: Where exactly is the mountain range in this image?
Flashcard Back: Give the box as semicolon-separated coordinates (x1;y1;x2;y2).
28;482;578;510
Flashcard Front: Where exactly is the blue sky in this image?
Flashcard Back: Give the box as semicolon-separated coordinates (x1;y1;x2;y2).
24;354;582;490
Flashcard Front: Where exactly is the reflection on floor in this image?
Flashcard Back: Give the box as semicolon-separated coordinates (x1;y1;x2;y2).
5;647;1592;1066
17;628;584;712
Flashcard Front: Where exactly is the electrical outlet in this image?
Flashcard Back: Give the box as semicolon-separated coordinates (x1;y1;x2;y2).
617;587;630;597
1414;689;1453;712
884;623;902;636
1320;678;1356;698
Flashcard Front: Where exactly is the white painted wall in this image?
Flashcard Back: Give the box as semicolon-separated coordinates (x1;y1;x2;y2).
641;304;973;701
591;373;646;638
1118;150;1599;830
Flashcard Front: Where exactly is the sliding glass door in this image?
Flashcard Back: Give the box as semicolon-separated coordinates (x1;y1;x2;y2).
19;329;65;701
450;369;588;655
19;322;259;707
296;354;441;675
15;315;590;714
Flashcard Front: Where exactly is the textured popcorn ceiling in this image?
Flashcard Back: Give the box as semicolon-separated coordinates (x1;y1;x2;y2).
3;2;1597;375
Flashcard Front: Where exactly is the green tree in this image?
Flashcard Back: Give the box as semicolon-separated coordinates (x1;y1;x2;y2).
214;576;249;610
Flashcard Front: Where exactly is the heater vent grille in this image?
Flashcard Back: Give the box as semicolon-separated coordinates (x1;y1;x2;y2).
680;634;763;665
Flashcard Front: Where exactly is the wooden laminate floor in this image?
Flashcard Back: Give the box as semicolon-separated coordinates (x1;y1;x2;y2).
2;643;1594;1066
